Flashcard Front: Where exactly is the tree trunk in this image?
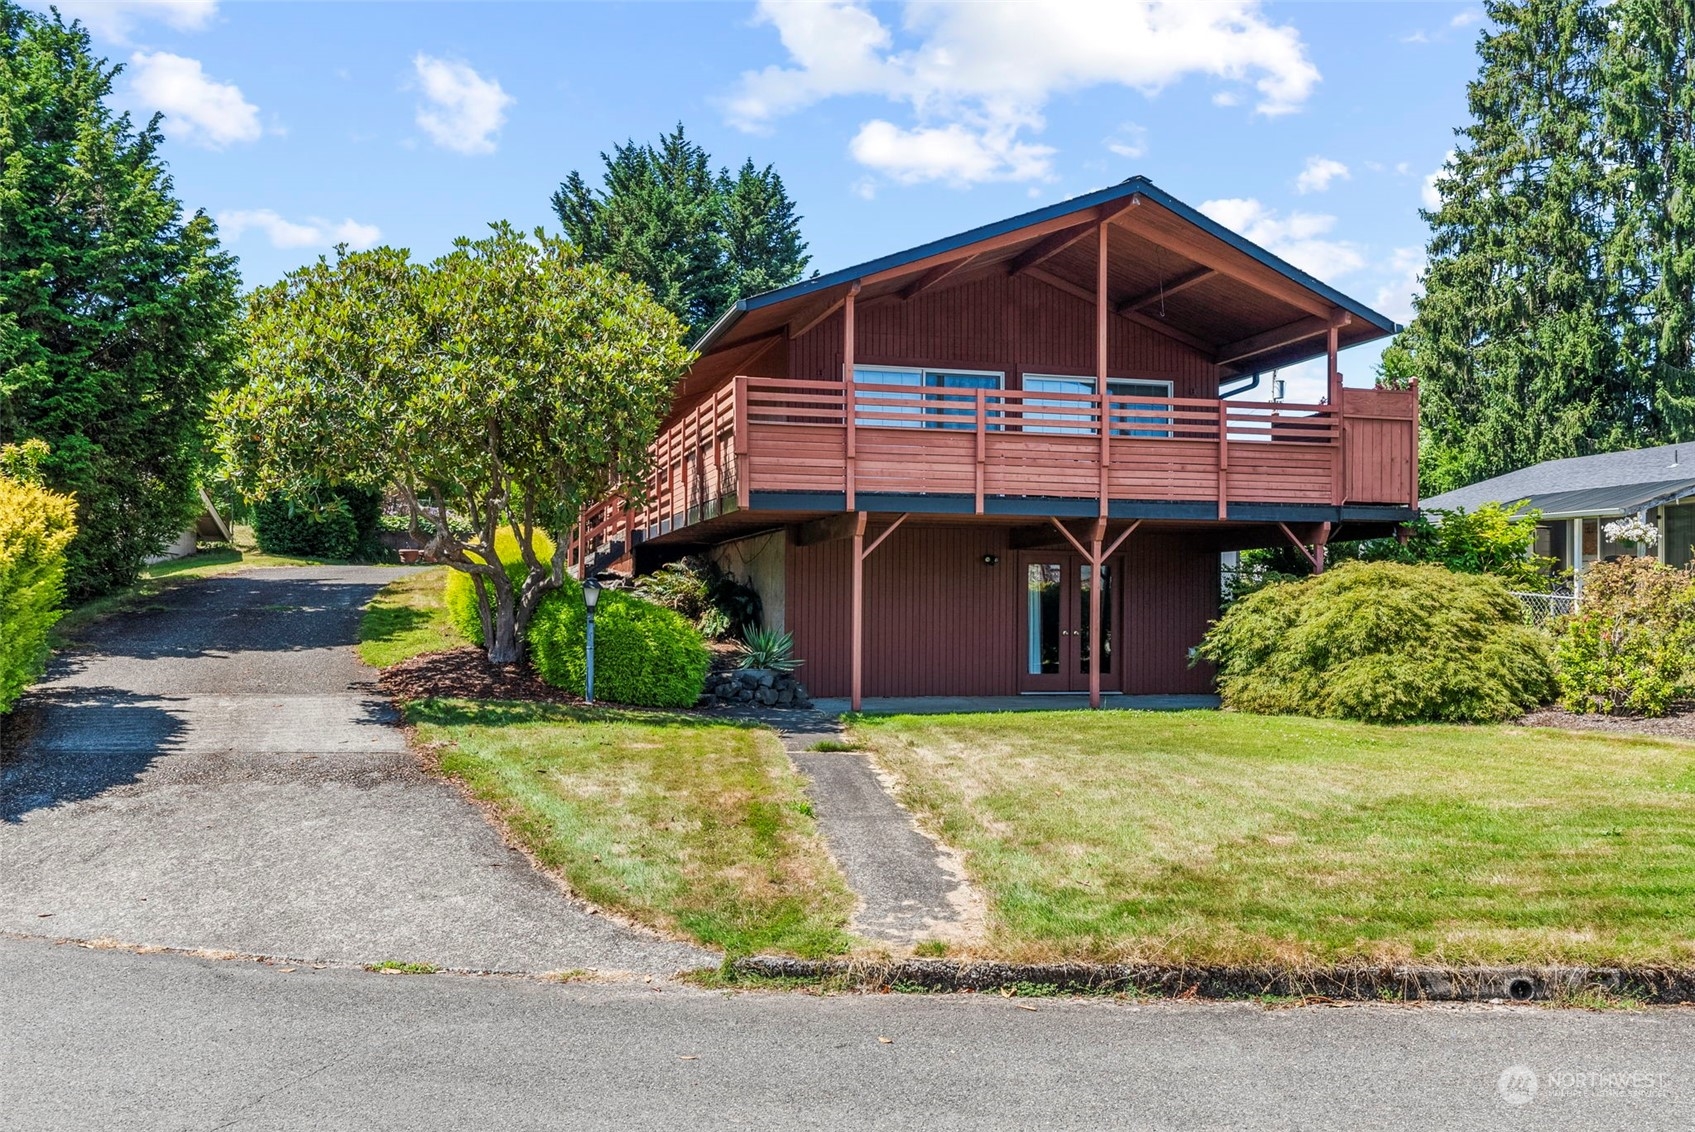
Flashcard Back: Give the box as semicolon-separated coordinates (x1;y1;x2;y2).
487;597;522;666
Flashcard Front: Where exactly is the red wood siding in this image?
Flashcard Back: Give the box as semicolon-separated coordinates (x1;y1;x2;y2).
788;272;1217;396
786;524;1219;698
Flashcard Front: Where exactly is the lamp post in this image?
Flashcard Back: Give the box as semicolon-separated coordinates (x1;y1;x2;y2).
582;577;601;705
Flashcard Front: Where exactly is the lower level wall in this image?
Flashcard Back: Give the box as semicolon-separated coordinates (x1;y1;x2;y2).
785;523;1219;699
709;531;786;633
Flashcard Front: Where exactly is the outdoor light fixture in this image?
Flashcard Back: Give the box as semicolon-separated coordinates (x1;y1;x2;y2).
582;577;601;705
982;554;1000;566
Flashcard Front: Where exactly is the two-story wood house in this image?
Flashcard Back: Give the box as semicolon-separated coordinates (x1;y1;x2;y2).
571;177;1417;709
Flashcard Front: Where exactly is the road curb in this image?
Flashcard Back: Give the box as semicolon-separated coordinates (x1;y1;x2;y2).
734;956;1695;1004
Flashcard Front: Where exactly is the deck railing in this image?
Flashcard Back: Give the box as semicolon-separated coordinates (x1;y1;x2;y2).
570;375;1418;573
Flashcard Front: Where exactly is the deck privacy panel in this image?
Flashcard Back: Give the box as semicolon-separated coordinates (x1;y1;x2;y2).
789;273;1217;395
787;525;1220;698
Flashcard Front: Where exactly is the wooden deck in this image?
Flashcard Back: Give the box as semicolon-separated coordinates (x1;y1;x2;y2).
571;375;1418;569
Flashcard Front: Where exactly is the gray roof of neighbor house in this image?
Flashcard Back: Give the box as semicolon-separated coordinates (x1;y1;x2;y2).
1421;442;1695;518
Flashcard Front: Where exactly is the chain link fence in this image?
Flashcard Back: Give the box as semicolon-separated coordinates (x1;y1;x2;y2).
1510;590;1578;627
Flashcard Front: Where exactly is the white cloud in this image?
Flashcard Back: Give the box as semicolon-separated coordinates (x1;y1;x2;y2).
1199;197;1366;279
1294;155;1349;194
1451;9;1482;28
1211;90;1241;107
412;54;512;155
850;118;1054;185
127;51;260;149
218;209;382;251
1104;122;1149;159
726;1;1319;187
1422;151;1454;209
47;0;215;42
1372;246;1425;325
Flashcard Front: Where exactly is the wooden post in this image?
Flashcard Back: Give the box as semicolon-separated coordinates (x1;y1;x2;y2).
1327;317;1343;507
1096;222;1110;519
844;282;860;511
1088;517;1105;709
1216;401;1229;520
850;511;868;712
974;387;986;514
1314;521;1331;574
733;375;750;509
1408;378;1421;510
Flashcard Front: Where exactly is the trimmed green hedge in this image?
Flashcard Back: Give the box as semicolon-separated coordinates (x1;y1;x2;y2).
1196;560;1554;723
528;588;710;709
252;486;382;560
1;456;78;713
443;529;708;708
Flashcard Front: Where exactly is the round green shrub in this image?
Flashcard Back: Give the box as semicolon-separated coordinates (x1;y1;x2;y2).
528;589;711;709
252;486;382;560
443;528;559;644
1196;560;1554;723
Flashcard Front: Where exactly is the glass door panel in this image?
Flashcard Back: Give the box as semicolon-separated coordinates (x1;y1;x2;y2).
1078;563;1112;676
1026;563;1063;676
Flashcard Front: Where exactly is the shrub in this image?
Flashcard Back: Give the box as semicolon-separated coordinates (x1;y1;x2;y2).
633;555;763;640
736;627;801;673
528;590;710;708
443;528;560;645
1;444;79;713
252;486;383;560
1554;558;1695;716
1196;561;1554;723
443;530;709;707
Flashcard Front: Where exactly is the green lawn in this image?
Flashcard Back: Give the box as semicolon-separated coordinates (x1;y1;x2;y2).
849;711;1695;968
407;699;855;957
357;566;460;667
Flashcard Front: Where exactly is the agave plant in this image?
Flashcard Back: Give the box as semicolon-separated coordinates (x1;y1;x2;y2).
736;626;802;673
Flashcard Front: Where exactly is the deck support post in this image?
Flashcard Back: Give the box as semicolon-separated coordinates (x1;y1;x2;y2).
843;282;861;510
1327;312;1344;507
849;512;910;712
1096;221;1110;519
1277;520;1332;574
1047;517;1141;709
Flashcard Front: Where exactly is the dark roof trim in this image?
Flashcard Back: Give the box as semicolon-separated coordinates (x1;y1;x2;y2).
692;175;1402;356
1503;478;1695;519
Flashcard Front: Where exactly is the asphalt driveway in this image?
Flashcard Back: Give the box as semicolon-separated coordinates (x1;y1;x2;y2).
0;566;711;974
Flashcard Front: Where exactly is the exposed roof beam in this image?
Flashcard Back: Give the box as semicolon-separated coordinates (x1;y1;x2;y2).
899;254;979;300
1116;267;1216;315
793;513;862;547
1214;315;1333;366
1005;221;1097;276
1111;205;1332;319
1024;267;1215;357
788;294;847;340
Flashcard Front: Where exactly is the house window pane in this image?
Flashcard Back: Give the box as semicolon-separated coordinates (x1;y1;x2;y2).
926;371;999;431
1023;375;1094;435
853;367;922;428
1107;379;1173;437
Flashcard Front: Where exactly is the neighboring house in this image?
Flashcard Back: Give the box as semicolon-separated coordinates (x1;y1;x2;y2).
1421;443;1695;576
571;177;1413;708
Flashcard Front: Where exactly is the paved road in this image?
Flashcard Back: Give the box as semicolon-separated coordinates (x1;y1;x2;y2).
0;566;709;974
4;937;1691;1131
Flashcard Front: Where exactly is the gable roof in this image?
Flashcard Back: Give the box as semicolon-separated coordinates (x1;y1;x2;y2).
680;176;1400;399
1421;443;1695;518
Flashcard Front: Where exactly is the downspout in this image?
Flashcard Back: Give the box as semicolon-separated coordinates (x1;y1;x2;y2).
1218;372;1262;399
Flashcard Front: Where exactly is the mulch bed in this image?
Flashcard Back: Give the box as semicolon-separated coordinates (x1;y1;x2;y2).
1518;702;1695;741
378;646;582;706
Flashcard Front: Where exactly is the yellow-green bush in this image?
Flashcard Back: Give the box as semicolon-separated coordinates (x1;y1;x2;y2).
443;528;558;643
1555;558;1695;716
442;529;709;707
1196;560;1554;723
1;451;78;713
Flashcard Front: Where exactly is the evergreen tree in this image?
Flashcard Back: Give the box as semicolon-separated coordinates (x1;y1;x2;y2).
0;3;239;598
1402;0;1622;494
552;124;810;339
1600;0;1695;440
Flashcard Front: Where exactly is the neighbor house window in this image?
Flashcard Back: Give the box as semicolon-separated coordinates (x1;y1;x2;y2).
1021;375;1174;436
852;366;1002;430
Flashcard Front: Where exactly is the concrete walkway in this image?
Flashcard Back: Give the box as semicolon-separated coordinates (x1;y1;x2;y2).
765;713;981;948
0;566;710;975
813;693;1220;715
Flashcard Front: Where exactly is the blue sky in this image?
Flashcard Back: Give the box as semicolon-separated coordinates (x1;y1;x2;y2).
44;0;1486;399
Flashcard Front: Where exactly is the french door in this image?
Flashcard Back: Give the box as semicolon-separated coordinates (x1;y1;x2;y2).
1017;553;1116;693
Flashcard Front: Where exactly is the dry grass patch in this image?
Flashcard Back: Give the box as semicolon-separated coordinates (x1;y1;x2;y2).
408;699;855;957
851;710;1695;968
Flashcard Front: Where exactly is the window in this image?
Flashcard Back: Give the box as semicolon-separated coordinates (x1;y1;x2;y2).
1021;375;1174;437
853;366;1002;430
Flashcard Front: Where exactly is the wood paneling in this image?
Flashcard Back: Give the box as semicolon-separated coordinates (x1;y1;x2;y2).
786;523;1220;698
